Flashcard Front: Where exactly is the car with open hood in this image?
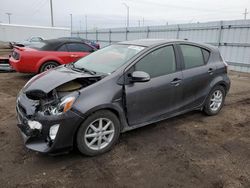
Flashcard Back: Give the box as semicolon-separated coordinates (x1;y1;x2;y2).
16;39;230;156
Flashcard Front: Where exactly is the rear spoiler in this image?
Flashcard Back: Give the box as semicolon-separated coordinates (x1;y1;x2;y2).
13;45;26;51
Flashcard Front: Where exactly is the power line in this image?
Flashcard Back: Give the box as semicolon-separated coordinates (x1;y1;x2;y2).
30;0;46;12
30;0;48;17
127;0;241;14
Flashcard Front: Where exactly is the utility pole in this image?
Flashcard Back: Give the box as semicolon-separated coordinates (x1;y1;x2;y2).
85;15;88;39
142;17;145;26
70;14;73;36
122;3;129;27
50;0;54;27
138;20;141;27
243;8;249;20
5;13;12;24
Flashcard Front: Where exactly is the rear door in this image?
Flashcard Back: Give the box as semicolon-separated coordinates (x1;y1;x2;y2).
125;45;183;126
66;43;93;62
177;44;214;110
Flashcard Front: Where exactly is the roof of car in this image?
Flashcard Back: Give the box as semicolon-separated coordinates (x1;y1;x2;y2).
44;38;84;45
30;39;89;51
119;39;217;51
118;39;182;47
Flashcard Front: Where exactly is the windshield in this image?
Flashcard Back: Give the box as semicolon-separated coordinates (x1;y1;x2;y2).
73;44;145;74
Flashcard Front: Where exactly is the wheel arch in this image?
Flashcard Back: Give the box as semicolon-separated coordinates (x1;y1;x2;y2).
81;104;127;131
72;104;128;148
201;79;228;109
36;57;63;73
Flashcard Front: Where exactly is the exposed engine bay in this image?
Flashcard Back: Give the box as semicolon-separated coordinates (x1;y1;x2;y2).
24;76;102;116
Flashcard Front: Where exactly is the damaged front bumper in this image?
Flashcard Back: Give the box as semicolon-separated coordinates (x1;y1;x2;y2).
16;94;84;154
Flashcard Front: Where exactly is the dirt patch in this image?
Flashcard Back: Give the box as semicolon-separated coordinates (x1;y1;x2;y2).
0;71;249;187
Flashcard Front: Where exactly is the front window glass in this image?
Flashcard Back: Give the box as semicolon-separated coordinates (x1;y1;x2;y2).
135;45;176;78
73;44;145;74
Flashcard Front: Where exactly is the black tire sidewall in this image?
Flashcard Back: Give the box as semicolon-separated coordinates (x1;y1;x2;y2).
40;61;59;73
204;85;226;116
76;110;121;156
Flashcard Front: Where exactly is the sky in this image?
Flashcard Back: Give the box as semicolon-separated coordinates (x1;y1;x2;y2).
0;0;250;30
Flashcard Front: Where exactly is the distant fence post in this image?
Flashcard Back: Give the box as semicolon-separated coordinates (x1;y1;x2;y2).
125;28;128;40
96;30;98;42
146;26;150;38
109;29;112;44
217;21;223;48
176;24;180;39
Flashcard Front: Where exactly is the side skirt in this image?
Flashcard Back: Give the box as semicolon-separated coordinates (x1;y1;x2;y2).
121;105;202;133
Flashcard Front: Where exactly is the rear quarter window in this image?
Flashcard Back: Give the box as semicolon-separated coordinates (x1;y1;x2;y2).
202;49;210;63
57;44;68;52
180;45;206;69
66;43;93;52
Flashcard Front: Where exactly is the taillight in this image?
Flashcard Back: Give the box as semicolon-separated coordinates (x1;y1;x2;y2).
12;51;20;60
220;54;228;73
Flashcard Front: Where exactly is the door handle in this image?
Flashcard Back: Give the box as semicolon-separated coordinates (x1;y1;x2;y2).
208;68;214;75
171;78;182;86
70;54;79;58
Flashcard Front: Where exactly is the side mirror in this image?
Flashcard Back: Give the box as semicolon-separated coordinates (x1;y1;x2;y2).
130;71;150;83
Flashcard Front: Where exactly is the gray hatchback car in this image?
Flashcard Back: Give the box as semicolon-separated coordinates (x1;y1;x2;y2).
16;39;230;156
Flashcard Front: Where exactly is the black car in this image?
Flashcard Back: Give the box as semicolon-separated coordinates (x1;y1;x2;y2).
16;39;230;156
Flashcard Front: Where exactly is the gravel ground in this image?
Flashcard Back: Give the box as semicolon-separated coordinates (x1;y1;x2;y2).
0;71;249;188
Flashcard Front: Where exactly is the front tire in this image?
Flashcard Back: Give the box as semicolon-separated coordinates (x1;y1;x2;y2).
204;85;226;116
76;110;120;156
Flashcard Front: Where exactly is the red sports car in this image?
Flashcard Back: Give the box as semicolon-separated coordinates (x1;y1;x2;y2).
9;39;96;73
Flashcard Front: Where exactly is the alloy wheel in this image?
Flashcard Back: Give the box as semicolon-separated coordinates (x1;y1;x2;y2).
210;90;223;111
84;118;115;151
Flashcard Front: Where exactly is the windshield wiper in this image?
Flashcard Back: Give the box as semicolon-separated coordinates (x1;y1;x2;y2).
70;64;96;75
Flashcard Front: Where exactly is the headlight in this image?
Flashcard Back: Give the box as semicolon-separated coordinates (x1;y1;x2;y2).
49;96;76;115
58;96;76;113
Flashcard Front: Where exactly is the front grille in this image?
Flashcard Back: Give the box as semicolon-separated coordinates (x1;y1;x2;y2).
12;51;20;60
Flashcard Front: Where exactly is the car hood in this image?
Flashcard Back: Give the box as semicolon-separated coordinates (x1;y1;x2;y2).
23;66;102;94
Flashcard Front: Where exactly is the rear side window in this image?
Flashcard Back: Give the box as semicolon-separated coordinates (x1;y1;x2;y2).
180;45;205;69
135;45;176;78
202;49;210;63
66;43;93;52
57;44;68;52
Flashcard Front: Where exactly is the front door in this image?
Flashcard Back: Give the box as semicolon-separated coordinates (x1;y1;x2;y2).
125;45;183;126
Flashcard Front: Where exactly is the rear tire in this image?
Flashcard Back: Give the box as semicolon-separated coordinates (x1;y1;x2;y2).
39;61;59;73
204;85;226;116
76;110;120;156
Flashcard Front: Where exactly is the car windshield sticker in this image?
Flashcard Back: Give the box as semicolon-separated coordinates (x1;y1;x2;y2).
128;46;145;51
